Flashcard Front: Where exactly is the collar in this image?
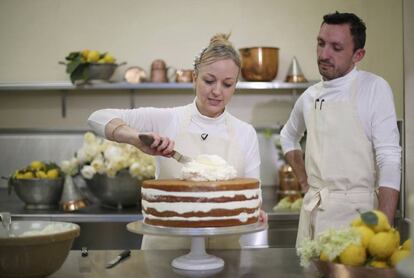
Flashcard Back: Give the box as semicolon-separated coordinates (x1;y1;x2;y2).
191;98;227;125
321;67;358;89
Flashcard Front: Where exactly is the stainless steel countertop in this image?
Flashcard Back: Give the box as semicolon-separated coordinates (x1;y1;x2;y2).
0;186;299;222
50;248;305;278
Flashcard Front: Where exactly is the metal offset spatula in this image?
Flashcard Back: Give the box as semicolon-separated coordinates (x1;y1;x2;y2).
106;250;131;269
138;134;193;164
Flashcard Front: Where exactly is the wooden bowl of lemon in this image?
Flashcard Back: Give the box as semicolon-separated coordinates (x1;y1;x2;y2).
9;161;64;210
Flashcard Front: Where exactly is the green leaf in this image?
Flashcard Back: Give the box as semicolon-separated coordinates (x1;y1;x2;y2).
66;60;82;74
70;63;87;84
361;211;378;226
65;51;81;61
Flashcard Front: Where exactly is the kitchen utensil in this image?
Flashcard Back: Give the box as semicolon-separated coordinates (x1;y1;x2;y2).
84;169;143;209
60;175;88;212
124;66;147;83
105;250;131;269
239;47;279;81
175;69;193;83
0;220;80;278
285;56;308;83
138;134;192;164
8;177;64;210
150;59;176;82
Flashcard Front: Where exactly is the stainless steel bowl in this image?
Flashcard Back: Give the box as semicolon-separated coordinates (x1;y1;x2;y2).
86;63;117;81
85;170;144;209
0;220;80;278
9;178;64;210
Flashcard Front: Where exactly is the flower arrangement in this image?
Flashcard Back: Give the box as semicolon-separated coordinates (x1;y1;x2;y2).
60;132;155;180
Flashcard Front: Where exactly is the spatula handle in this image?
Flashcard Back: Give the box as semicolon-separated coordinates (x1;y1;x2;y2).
139;134;155;146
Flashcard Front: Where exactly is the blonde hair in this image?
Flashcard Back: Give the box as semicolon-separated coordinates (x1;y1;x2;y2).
193;33;241;75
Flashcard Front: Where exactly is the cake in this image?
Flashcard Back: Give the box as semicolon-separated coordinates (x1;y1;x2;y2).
141;178;261;227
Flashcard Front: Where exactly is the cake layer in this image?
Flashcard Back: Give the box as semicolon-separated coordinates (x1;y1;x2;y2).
144;207;257;217
144;216;258;228
142;178;259;191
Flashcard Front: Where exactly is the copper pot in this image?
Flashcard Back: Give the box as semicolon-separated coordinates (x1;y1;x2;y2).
239;47;279;81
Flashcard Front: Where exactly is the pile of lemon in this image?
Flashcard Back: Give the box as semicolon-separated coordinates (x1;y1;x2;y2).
321;210;411;268
79;49;116;64
13;161;62;180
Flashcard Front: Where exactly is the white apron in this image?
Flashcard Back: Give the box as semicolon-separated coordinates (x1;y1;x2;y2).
141;106;246;250
296;78;377;248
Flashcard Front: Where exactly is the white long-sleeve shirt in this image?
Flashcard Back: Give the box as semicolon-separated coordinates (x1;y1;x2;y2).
280;68;401;191
88;100;261;179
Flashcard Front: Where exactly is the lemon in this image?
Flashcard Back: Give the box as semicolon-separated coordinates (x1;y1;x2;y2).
81;49;90;60
103;54;115;63
22;171;34;179
97;58;106;64
30;160;45;171
351;216;363;227
320;250;330;262
339;244;366;266
402;239;411;251
390;228;400;247
390;249;410;267
46;169;59;179
36;170;48;179
368;231;399;259
15;173;25;179
369;210;391;232
353;226;375;248
369;260;389;268
87;50;100;63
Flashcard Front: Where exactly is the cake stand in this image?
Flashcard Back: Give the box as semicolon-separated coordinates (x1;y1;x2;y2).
126;221;267;271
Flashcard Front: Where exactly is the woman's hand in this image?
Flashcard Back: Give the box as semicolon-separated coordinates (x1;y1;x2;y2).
258;209;268;224
137;132;175;157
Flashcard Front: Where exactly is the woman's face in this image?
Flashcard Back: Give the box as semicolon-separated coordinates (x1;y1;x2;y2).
194;59;239;118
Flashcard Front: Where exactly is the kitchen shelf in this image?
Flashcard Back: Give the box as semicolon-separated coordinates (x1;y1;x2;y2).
0;80;318;117
0;80;317;91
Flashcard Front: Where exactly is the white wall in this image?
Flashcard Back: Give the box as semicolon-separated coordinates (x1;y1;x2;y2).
0;0;404;129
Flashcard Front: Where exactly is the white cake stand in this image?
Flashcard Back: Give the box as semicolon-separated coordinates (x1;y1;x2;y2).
126;221;267;271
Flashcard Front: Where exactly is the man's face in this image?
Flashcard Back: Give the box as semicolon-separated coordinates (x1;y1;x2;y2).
317;23;365;80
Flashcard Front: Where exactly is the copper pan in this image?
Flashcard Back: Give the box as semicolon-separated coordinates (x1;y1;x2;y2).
239;47;279;81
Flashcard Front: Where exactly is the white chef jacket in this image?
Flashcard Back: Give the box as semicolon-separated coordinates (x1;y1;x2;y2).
88;99;261;179
280;67;401;191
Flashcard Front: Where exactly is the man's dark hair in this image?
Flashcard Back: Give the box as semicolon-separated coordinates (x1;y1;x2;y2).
322;11;366;51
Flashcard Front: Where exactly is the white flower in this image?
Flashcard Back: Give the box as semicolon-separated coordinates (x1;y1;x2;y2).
91;157;105;174
60;158;79;176
84;132;97;144
81;165;96;179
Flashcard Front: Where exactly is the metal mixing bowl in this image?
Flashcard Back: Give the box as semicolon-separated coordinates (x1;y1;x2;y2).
86;63;117;81
9;178;64;210
0;220;80;278
85;170;145;209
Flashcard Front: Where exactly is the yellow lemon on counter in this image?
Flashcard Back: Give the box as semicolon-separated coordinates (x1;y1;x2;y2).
87;50;100;63
339;244;366;266
351;216;363;227
369;210;391;233
35;170;48;179
353;226;375;248
81;49;90;60
390;249;410;267
368;231;399;259
103;54;115;63
46;169;59;179
22;171;34;179
369;260;389;268
30;160;45;171
402;239;411;251
390;228;401;247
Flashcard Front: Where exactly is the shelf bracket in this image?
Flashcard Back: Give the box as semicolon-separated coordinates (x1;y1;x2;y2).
61;90;67;118
129;90;135;109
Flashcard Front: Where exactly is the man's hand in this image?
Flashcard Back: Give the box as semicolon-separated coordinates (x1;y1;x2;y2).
378;187;399;226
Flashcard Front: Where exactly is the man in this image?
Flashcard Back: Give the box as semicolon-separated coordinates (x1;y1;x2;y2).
280;12;401;246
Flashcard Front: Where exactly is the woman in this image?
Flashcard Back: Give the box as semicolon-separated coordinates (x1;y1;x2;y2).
88;33;267;249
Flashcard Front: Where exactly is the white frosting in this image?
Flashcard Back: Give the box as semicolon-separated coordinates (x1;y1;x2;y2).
143;210;259;223
142;199;260;213
181;154;237;181
142;188;261;200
